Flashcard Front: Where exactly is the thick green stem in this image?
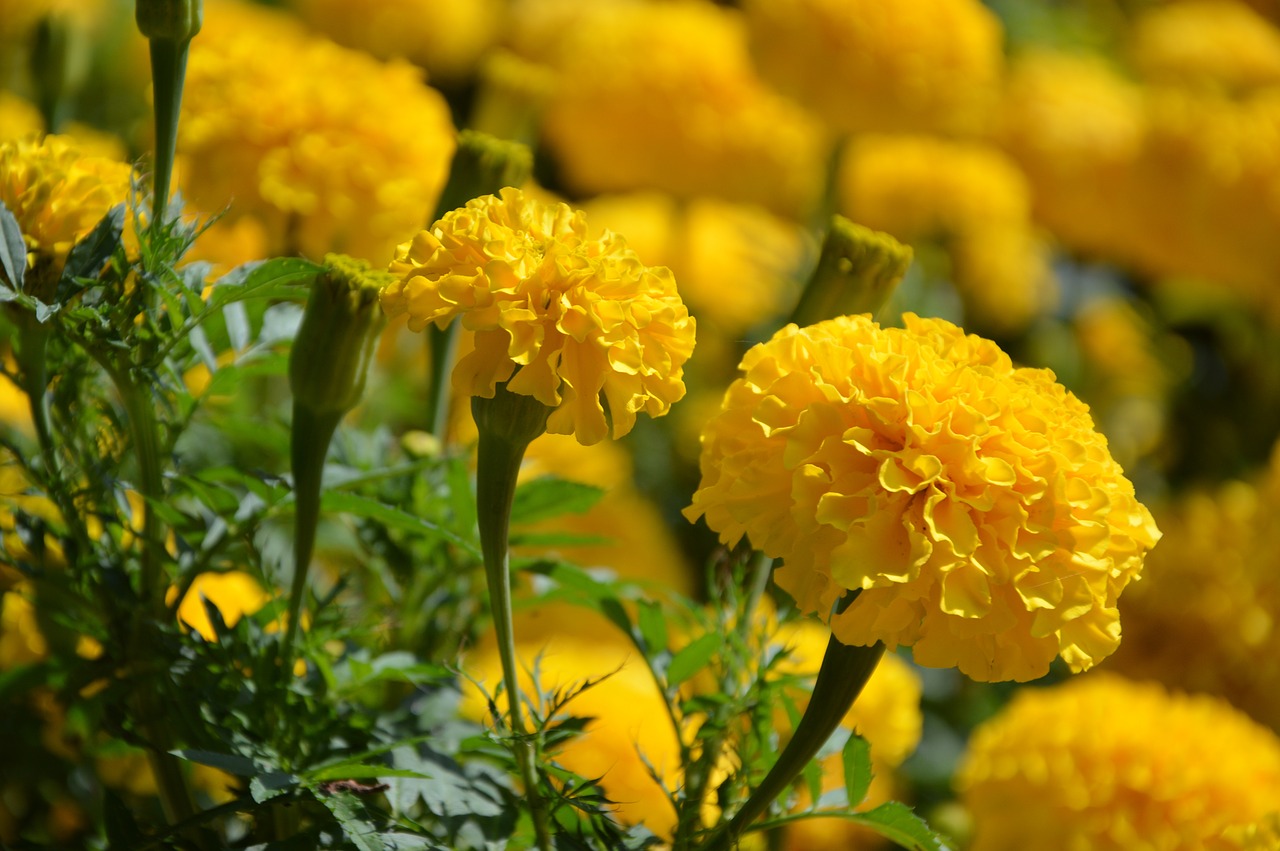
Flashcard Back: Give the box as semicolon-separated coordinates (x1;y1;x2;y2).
282;404;342;678
148;37;190;228
475;427;553;851
699;638;885;851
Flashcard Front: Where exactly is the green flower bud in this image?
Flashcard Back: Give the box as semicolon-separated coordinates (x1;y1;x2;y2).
471;379;551;452
433;130;534;220
289;254;388;418
136;0;203;43
790;215;913;326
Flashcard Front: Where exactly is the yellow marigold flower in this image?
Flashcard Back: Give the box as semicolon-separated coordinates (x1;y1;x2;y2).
0;584;47;670
171;571;271;642
290;0;503;83
178;0;455;265
956;673;1280;851
582;192;810;337
0;91;43;140
0;134;133;285
382;187;695;446
461;630;680;835
520;2;825;218
742;0;1003;136
1130;0;1280;91
1109;447;1280;730
685;314;1159;682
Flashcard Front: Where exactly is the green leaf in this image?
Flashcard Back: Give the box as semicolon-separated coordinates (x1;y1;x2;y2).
636;601;667;655
321;491;479;556
0;200;25;293
666;632;721;688
842;734;874;807
320;792;387;851
207;256;322;310
250;771;300;803
308;765;429;782
58;203;124;300
510;476;604;525
173;748;261;776
849;802;952;851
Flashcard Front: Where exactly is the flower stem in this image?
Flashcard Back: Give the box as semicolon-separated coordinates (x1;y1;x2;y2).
475;425;553;851
147;37;190;228
698;637;885;851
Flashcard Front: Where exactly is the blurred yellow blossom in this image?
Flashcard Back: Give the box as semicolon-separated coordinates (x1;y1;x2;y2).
841;135;1053;332
957;673;1280;851
742;0;1003;136
0;134;132;287
291;0;503;82
179;0;455;265
171;571;272;641
1130;0;1280;91
0;584;47;669
582;193;809;338
685;314;1159;682
1110;447;1280;730
517;1;825;218
0;91;44;139
382;187;695;446
462;629;680;835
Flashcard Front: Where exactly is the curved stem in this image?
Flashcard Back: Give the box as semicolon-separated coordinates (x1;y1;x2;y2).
475;428;553;851
699;638;885;851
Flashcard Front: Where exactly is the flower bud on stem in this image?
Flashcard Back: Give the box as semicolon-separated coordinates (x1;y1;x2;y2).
472;381;553;851
789;216;912;327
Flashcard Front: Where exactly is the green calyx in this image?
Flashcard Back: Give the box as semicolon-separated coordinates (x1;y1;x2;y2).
288;254;389;418
790;215;913;326
471;380;552;451
135;0;203;43
433;131;534;220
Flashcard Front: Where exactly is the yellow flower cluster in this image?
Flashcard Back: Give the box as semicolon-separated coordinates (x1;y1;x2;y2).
957;673;1280;851
841;135;1053;333
179;0;455;265
1129;0;1280;91
685;314;1159;682
382;188;695;446
742;0;1003;136
1000;51;1280;317
0;134;133;283
289;0;503;83
1109;447;1280;730
521;2;825;219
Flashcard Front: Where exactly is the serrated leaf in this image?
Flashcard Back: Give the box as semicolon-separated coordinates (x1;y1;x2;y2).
0;200;26;292
666;632;721;688
321;491;478;556
58;203;124;300
250;771;300;803
849;801;951;851
207;256;322;310
510;476;604;525
842;733;874;807
320;793;386;851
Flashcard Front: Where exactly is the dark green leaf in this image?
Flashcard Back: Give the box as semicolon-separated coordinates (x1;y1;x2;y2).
308;765;428;782
849;802;952;851
174;748;262;776
207;256;322;310
666;632;721;688
320;792;386;851
0;200;25;292
510;476;604;525
321;491;479;556
842;734;874;808
58;203;124;300
250;771;300;803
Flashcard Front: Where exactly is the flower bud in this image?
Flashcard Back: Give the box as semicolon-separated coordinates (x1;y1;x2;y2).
789;215;912;326
289;254;388;418
432;130;533;220
136;0;203;43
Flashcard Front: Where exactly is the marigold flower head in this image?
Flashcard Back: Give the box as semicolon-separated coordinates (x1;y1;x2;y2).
0;134;133;284
291;0;503;82
743;0;1003;136
1130;0;1280;91
382;187;695;446
179;0;455;265
685;314;1159;682
957;673;1280;851
1109;446;1280;730
520;1;825;218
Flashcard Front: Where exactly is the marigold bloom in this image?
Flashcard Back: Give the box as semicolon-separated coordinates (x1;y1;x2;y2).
685;314;1159;682
179;0;455;265
1130;0;1280;91
518;1;825;218
291;0;503;82
382;187;695;446
1110;447;1280;730
172;571;272;641
957;673;1280;851
742;0;1003;136
0;134;132;284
